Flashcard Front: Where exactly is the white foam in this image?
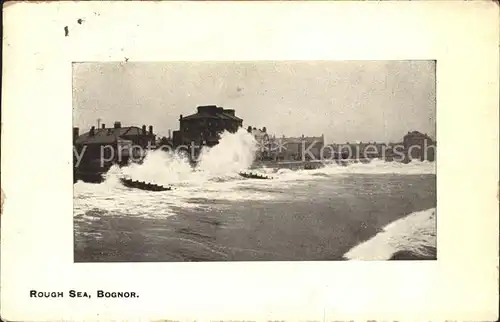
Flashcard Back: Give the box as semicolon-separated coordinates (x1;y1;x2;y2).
311;159;435;175
343;208;436;260
197;129;258;175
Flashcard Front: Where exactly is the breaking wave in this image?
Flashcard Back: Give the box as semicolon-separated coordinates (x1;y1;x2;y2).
100;128;257;187
74;128;435;191
343;208;437;260
304;159;435;175
197;129;258;175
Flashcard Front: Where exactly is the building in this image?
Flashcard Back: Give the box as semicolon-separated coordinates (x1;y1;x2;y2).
322;143;358;160
75;122;156;148
324;142;388;160
73;121;156;181
172;105;243;148
403;131;436;162
247;126;271;160
248;126;268;142
273;134;325;161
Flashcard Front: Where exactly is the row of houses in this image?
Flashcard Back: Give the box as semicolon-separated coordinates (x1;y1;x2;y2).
73;106;435;182
247;129;435;162
248;130;326;161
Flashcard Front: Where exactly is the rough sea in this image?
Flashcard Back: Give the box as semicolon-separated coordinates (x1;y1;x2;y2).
74;130;436;262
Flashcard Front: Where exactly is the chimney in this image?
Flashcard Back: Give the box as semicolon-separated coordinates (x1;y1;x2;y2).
114;121;121;129
197;105;217;114
101;123;106;129
142;125;147;134
149;125;153;134
89;126;95;136
179;114;183;121
168;129;172;138
262;126;267;133
224;109;235;116
247;126;252;133
73;127;79;141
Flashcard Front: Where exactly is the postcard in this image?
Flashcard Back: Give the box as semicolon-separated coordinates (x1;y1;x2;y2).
1;1;498;321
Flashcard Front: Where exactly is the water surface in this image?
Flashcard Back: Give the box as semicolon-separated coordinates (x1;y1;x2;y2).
74;164;436;262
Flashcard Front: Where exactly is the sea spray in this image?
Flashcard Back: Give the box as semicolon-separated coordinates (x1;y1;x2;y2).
196;128;258;176
90;128;258;186
114;151;196;185
294;158;436;176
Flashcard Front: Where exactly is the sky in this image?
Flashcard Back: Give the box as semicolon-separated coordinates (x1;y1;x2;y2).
73;60;435;143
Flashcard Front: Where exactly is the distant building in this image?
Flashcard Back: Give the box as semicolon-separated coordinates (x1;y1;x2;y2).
173;105;243;148
403;131;436;162
323;143;360;160
276;134;325;161
249;126;268;141
247;126;270;160
326;142;388;160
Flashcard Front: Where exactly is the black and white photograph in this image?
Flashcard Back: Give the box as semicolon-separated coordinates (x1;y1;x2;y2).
73;61;437;262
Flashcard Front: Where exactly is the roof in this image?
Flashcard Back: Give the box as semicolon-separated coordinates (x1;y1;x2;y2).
222;112;243;122
182;107;243;122
404;131;434;140
182;113;228;121
75;126;152;145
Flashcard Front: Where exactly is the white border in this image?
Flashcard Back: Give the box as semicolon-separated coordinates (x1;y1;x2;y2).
1;1;499;320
